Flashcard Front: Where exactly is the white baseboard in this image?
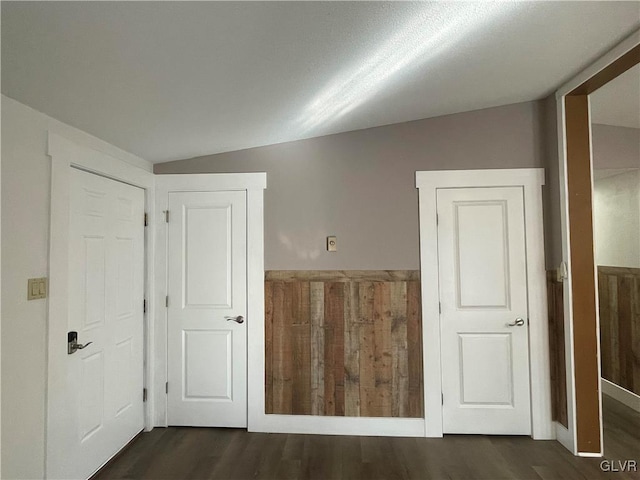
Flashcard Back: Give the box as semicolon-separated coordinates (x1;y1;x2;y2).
578;451;603;458
249;414;425;437
602;378;640;413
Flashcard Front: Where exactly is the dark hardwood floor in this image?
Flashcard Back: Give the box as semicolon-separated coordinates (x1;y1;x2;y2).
94;395;639;480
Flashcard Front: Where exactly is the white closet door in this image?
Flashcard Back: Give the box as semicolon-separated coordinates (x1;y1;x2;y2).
167;191;247;427
437;186;531;435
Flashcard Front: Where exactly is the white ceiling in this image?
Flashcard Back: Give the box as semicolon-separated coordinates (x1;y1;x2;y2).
2;1;640;163
591;63;640;129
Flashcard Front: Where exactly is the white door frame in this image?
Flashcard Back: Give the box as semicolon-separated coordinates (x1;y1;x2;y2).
154;173;266;427
416;168;553;439
46;133;156;477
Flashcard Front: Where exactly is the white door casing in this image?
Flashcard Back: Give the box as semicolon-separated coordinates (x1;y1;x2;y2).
51;168;145;479
47;133;155;480
167;191;247;427
416;169;552;440
437;187;531;434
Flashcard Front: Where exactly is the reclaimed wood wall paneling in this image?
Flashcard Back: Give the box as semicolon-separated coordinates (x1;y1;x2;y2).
265;271;423;418
598;266;640;397
547;272;568;428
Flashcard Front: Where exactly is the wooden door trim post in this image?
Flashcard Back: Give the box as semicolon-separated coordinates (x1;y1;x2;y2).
555;29;640;456
564;94;601;454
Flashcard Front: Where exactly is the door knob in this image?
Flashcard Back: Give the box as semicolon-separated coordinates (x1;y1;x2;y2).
67;331;93;354
225;315;244;324
507;318;526;327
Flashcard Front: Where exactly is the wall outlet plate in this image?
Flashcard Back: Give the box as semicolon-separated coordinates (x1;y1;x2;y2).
327;236;337;252
27;277;48;300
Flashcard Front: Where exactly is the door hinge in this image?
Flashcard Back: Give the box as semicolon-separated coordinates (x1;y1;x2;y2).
143;299;146;314
166;382;169;394
165;296;169;308
144;213;148;227
164;210;169;223
439;302;442;314
143;388;148;402
441;393;444;405
436;213;439;226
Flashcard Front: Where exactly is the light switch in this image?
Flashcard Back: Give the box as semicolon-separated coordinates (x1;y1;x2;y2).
28;277;48;300
327;236;337;252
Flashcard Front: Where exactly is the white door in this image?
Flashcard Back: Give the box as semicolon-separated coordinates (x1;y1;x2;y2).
167;191;247;427
57;168;145;479
437;187;531;435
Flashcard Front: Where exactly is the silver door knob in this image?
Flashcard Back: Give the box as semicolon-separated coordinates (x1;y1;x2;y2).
225;315;244;324
507;318;525;327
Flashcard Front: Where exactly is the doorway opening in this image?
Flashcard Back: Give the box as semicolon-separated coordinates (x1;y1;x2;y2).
557;34;640;455
590;63;640;460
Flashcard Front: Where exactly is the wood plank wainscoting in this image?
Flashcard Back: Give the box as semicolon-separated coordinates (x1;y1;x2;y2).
598;266;640;396
547;272;568;427
265;271;423;418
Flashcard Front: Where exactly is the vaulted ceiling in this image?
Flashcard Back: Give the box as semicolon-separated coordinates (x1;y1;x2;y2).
2;1;639;163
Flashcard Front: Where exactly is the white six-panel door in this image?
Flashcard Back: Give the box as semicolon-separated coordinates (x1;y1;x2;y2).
437;187;531;435
167;191;247;427
60;168;145;479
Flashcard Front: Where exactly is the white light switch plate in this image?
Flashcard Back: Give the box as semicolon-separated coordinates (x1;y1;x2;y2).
27;277;48;300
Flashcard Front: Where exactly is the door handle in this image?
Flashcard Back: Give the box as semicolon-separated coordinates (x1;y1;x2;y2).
507;318;526;327
67;331;93;354
225;315;244;324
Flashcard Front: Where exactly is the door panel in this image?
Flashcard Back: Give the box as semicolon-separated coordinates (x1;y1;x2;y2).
80;351;104;440
167;191;247;427
458;333;513;405
183;330;233;399
184;205;232;307
438;187;531;435
62;168;145;479
455;202;509;308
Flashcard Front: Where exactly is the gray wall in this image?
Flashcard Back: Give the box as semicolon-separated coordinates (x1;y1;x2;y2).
156;101;546;270
593;124;640;169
